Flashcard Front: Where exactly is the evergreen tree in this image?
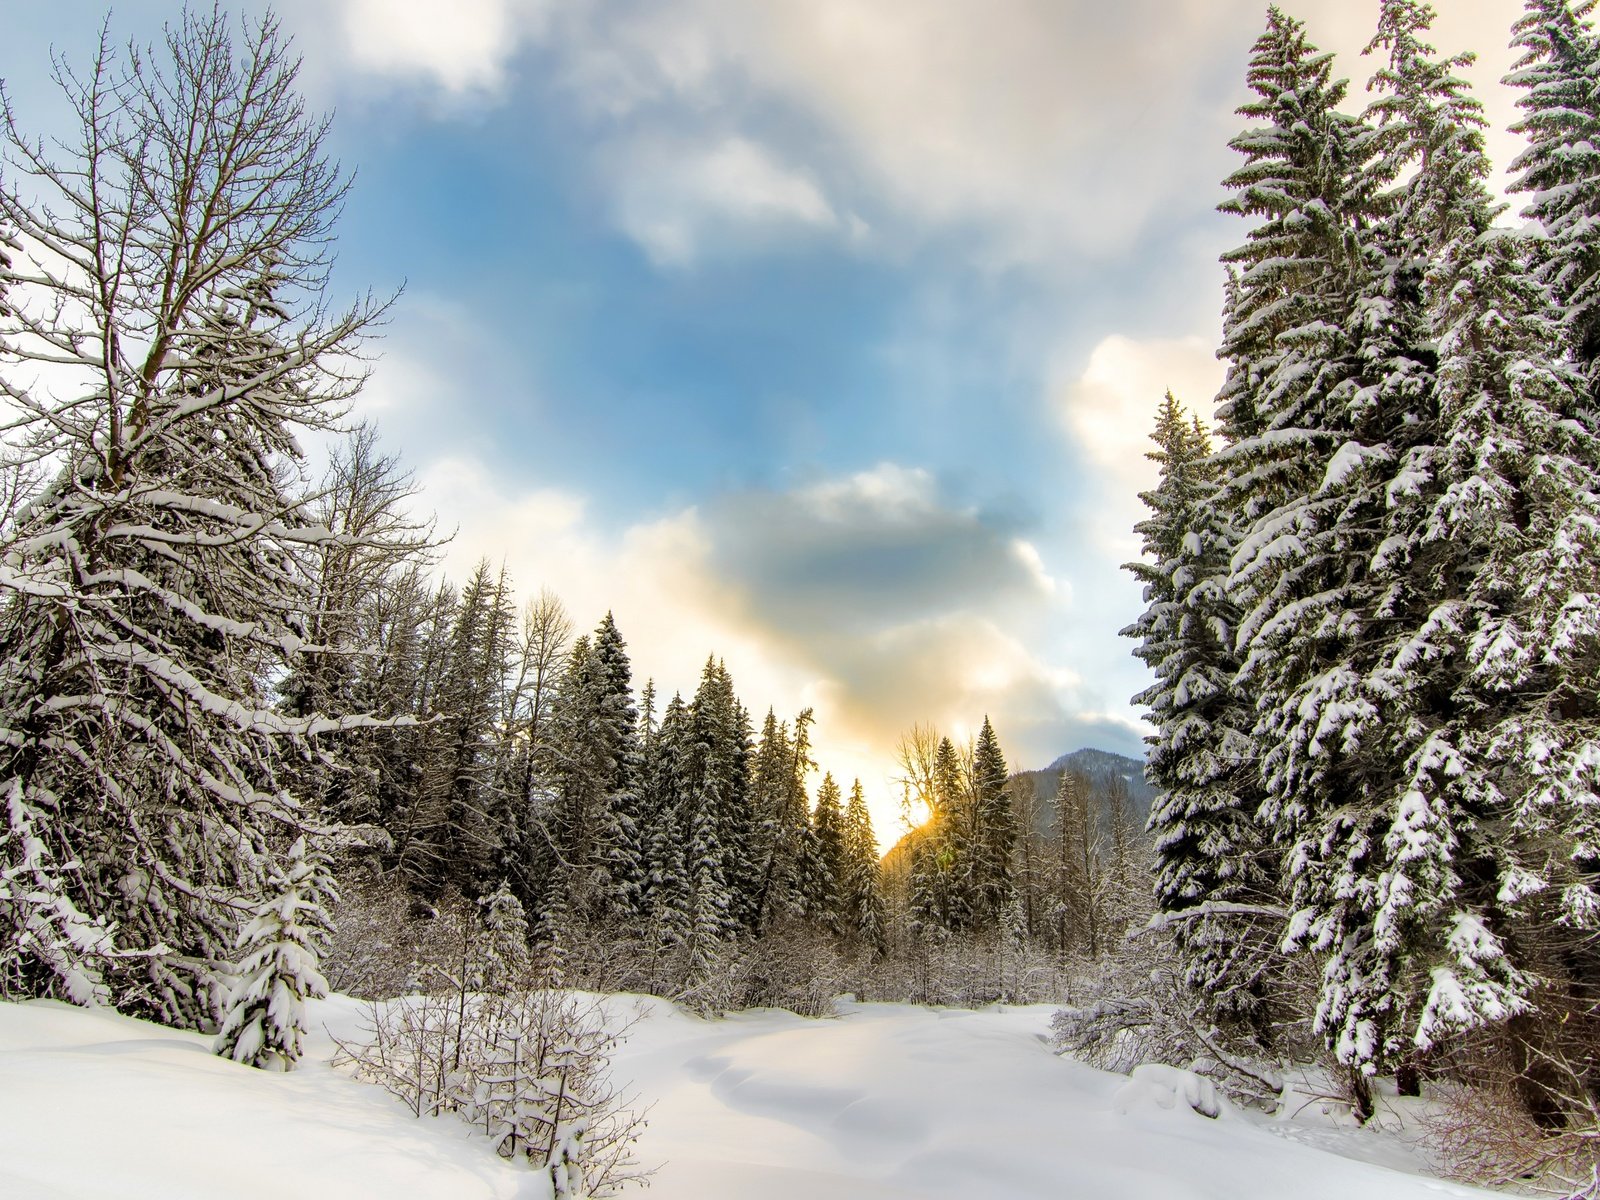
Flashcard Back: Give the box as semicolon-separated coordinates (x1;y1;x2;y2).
842;780;887;952
542;614;643;921
969;717;1016;927
641;692;693;946
417;560;517;894
755;707;822;930
590;613;645;915
0;9;384;1027
1124;395;1275;1031
1050;769;1101;958
812;773;847;933
910;736;975;935
478;880;531;993
681;659;746;955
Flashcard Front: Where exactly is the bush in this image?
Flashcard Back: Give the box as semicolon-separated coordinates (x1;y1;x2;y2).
1050;927;1292;1111
330;891;649;1196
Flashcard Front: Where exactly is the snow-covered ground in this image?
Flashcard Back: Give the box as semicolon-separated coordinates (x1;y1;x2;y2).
0;994;1502;1200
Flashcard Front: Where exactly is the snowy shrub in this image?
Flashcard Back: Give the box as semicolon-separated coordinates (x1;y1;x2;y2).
1415;1008;1600;1200
721;921;847;1017
1424;1080;1600;1199
337;983;649;1195
1112;1063;1225;1119
332;904;649;1195
851;933;1072;1008
1051;928;1289;1111
323;880;481;1000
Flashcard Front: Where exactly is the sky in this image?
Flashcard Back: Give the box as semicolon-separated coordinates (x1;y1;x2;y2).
4;0;1530;844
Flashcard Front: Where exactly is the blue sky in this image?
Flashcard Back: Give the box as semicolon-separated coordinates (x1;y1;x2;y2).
5;0;1527;839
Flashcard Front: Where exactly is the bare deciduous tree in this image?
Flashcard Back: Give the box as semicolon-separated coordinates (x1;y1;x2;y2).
0;7;391;1042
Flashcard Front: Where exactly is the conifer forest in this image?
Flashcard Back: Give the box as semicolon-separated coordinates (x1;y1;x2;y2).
1;2;1598;1198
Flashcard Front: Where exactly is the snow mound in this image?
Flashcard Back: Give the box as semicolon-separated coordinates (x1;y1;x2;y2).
1113;1063;1225;1119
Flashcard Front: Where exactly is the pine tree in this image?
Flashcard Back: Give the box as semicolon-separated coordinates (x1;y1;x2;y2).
415;560;517;894
969;717;1016;927
1255;0;1600;1088
755;707;822;930
383;576;463;882
478;880;531;993
1214;7;1378;461
1124;395;1276;1031
215;837;334;1070
500;591;573;906
589;614;645;915
1050;770;1100;958
641;692;693;946
679;659;747;958
541;614;643;923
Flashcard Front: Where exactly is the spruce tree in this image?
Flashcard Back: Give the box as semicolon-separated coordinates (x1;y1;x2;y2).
1124;394;1275;1031
842;781;887;952
755;707;822;930
590;614;645;915
478;880;531;993
640;692;693;945
417;560;516;894
542;614;643;922
1257;0;1600;1087
969;717;1016;927
680;659;746;953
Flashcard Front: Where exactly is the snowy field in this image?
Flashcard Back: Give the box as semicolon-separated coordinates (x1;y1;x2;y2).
0;995;1502;1200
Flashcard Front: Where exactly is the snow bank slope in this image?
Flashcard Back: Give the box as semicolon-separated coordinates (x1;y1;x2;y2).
0;997;543;1200
610;998;1499;1200
1;995;1499;1200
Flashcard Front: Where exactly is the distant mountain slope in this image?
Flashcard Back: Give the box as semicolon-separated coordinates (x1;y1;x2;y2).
1005;748;1157;849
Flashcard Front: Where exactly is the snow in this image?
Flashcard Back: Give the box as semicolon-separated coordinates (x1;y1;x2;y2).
0;995;1505;1200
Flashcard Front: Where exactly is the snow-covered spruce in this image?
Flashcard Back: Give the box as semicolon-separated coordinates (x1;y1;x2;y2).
1123;393;1280;1037
215;837;335;1070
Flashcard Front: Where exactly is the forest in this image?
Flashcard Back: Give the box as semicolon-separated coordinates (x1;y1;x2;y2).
0;1;1597;1198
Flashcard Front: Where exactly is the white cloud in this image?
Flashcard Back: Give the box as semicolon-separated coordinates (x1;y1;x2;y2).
799;463;937;523
606;135;844;266
1054;332;1223;555
336;0;537;96
315;0;1528;267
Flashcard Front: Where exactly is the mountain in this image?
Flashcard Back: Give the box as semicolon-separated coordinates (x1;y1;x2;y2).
1011;746;1156;842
